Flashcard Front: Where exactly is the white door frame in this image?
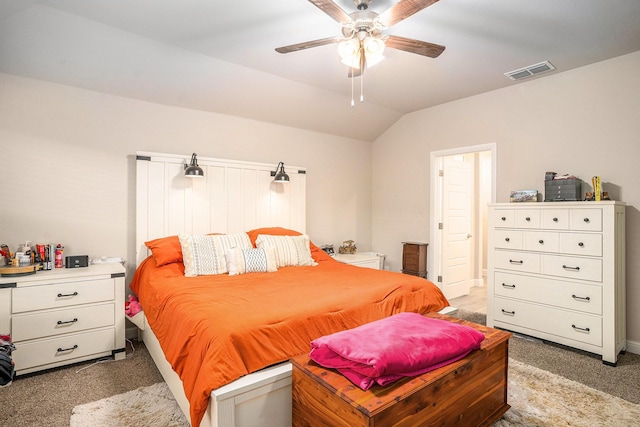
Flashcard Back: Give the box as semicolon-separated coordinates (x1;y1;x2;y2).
429;143;497;291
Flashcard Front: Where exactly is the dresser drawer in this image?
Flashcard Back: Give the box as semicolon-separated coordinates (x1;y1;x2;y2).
559;233;602;257
12;278;115;313
542;255;602;282
494;250;541;274
570;208;602;232
523;231;559;253
12;303;115;342
493;210;515;227
494;272;602;315
493;230;522;249
541;209;569;230
12;328;116;371
515;209;541;229
492;298;602;347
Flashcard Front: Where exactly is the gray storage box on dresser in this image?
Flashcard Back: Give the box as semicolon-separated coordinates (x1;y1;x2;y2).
0;263;126;375
487;201;625;365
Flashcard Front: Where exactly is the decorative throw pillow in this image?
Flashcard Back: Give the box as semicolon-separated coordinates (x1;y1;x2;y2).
255;234;318;268
179;233;252;276
145;235;183;267
226;247;278;275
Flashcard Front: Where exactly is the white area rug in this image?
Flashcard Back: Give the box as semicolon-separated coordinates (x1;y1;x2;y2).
71;359;640;426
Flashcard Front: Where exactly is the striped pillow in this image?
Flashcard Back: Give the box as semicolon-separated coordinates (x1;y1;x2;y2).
179;233;252;276
226;247;278;275
255;234;318;268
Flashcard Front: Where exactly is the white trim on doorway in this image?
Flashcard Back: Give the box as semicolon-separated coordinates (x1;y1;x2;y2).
429;143;497;296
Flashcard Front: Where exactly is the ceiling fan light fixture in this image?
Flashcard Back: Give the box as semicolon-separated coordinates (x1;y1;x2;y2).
363;36;385;65
338;38;361;68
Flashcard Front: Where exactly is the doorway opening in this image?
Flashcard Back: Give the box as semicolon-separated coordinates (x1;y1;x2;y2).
429;143;496;301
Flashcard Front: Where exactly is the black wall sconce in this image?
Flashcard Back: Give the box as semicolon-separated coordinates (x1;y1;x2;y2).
271;162;290;183
184;153;204;178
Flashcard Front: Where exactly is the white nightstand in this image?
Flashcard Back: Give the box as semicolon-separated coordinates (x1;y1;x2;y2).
333;252;386;270
0;263;126;375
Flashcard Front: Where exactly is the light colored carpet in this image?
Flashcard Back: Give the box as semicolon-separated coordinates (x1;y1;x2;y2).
71;358;640;427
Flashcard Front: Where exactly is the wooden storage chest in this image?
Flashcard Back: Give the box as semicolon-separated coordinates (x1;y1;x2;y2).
292;312;511;427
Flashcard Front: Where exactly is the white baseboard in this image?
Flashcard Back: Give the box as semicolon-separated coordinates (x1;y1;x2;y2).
625;339;640;355
471;278;484;288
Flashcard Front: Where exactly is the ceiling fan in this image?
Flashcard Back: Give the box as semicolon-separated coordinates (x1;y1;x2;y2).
275;0;445;77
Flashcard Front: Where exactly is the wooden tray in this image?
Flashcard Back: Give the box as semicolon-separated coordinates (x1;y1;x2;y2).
0;265;37;277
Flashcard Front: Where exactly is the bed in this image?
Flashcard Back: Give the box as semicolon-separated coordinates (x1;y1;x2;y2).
133;153;451;427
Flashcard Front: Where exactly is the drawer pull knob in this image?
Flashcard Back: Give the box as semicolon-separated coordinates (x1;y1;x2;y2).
562;265;580;271
525;217;531;221
571;324;590;333
502;283;516;289
505;237;510;242
553;217;559;222
501;309;516;316
57;318;78;325
539;240;544;244
57;292;79;298
509;259;524;265
572;295;591;302
501;216;506;221
578;242;584;247
57;344;78;353
583;218;590;223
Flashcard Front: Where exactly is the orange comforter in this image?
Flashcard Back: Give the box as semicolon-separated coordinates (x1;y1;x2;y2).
130;249;448;427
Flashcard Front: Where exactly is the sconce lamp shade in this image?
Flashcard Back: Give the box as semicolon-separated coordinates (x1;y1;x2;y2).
272;162;290;183
184;153;204;178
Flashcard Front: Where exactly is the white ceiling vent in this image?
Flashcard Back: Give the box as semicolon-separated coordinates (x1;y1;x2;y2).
504;61;555;81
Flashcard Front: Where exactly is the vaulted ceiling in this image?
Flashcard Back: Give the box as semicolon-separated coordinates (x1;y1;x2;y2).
2;1;640;141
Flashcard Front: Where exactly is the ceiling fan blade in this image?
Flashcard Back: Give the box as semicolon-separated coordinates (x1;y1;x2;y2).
378;0;440;27
385;35;445;58
308;0;352;24
275;36;340;54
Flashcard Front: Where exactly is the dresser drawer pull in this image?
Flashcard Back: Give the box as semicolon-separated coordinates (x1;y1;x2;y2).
505;237;510;242
57;344;78;353
501;216;506;221
583;217;590;223
562;265;580;271
501;283;516;289
525;217;531;221
57;292;79;298
578;242;584;247
571;324;590;333
553;217;558;222
56;318;79;325
571;295;591;302
501;309;516;316
538;239;544;244
509;259;524;265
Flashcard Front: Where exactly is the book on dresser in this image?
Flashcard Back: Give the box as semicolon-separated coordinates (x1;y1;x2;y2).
487;201;625;365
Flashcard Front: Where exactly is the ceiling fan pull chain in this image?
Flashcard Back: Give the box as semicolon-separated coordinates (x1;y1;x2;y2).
360;68;364;102
351;70;355;107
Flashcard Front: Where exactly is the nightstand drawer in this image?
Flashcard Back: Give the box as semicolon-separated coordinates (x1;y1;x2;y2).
12;278;115;313
12;303;115;341
12;328;116;371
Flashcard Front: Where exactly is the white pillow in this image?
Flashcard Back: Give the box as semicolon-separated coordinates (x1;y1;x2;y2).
179;233;252;276
255;234;318;268
226;247;278;276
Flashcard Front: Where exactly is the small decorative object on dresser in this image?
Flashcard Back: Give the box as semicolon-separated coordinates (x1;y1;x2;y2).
510;190;538;202
0;263;126;375
402;242;428;278
487;201;626;365
338;240;357;254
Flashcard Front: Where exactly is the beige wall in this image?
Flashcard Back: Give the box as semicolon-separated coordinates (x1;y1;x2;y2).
0;73;372;283
372;51;640;345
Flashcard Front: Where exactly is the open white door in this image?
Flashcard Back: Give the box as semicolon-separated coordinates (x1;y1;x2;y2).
441;156;472;299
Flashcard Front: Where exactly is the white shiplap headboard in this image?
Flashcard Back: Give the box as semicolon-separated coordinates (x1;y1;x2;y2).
136;152;306;265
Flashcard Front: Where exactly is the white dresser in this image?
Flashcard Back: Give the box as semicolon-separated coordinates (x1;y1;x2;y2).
0;263;126;375
333;252;385;270
487;201;625;365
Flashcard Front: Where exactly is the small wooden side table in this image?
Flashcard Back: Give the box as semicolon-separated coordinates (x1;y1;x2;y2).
401;242;428;278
